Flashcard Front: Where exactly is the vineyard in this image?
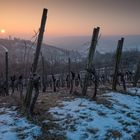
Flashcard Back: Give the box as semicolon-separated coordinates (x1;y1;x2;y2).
0;8;140;140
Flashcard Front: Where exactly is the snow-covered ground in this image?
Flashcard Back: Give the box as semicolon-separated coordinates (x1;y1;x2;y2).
49;92;140;140
127;87;140;95
0;107;41;140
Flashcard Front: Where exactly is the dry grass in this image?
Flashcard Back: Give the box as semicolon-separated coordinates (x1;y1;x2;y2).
0;95;20;108
105;129;122;139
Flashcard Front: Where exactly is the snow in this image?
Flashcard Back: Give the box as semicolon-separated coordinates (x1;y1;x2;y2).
127;87;140;95
0;107;41;140
49;92;140;140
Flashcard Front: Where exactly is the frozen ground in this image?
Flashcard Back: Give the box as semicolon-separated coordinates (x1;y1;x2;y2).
0;106;41;140
127;87;140;95
49;91;140;140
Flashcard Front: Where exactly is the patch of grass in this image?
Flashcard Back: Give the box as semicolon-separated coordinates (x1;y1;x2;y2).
96;97;113;108
74;109;80;113
86;127;99;135
79;115;88;119
69;124;77;131
88;107;96;111
64;117;75;125
127;114;139;121
120;110;127;114
123;127;132;133
80;133;89;140
105;129;122;139
42;121;61;131
131;121;138;126
37;133;66;140
126;112;132;117
78;103;87;107
86;117;94;122
118;119;132;126
121;104;129;109
0;111;6;115
97;111;106;116
132;131;140;140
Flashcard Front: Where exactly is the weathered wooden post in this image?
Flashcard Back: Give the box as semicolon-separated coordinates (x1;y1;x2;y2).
112;38;124;90
52;74;56;92
82;27;100;96
24;8;48;112
5;51;9;96
23;41;27;82
41;54;46;92
68;57;71;88
0;45;9;96
133;60;140;87
70;71;75;94
93;70;98;99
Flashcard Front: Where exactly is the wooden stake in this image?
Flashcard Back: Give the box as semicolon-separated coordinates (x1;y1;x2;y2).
41;54;46;92
68;57;71;89
112;38;124;90
5;51;9;96
24;8;48;111
82;27;100;96
133;60;140;87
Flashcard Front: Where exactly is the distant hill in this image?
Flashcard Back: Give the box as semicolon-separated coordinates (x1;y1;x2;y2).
47;35;140;53
0;35;139;65
0;38;83;64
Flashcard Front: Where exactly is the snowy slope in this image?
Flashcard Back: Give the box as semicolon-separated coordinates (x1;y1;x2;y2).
0;106;41;140
48;91;140;140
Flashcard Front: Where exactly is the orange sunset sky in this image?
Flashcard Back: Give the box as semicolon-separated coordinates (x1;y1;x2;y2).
0;0;140;40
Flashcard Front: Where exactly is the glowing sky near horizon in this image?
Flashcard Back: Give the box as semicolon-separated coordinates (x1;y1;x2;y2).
0;0;140;39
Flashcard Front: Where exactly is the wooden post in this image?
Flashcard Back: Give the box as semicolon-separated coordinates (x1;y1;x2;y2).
23;41;27;82
82;27;100;96
112;38;124;90
68;57;71;88
133;60;140;87
121;73;126;91
52;74;56;92
41;54;46;92
70;71;75;94
24;9;48;110
93;70;98;99
5;51;9;96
